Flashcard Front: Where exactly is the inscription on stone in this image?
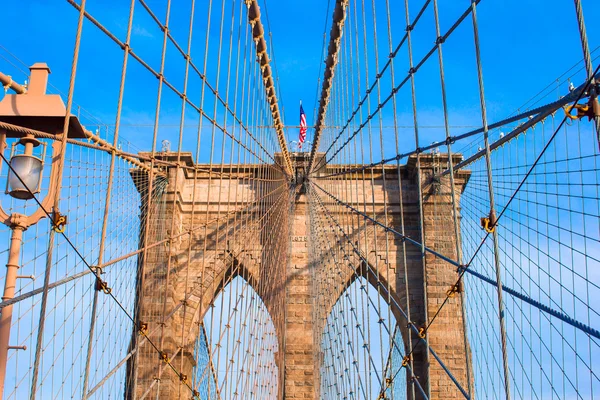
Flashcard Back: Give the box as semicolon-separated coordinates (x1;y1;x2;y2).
291;236;307;242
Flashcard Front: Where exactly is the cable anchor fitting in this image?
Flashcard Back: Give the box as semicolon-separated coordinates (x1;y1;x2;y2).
159;351;169;363
563;96;598;122
402;355;411;367
480;211;497;233
95;278;112;295
52;211;67;233
446;282;462;298
138;321;148;336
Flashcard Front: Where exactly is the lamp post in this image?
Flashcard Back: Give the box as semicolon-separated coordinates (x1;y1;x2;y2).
0;63;85;399
0;131;56;399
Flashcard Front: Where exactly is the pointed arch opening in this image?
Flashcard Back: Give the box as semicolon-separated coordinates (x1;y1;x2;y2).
196;275;279;399
320;276;409;399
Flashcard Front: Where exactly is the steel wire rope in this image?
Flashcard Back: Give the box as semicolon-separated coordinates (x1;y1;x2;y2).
0;129;201;400
311;0;482;173
309;188;379;398
308;182;461;398
411;63;600;369
64;0;281;170
313;67;600;182
311;178;600;341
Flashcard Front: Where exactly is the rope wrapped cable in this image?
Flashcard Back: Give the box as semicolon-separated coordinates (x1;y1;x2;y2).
307;0;349;174
66;0;279;168
247;0;292;175
313;70;600;181
311;0;482;173
313;174;600;343
0;71;26;94
573;0;600;146
0;130;199;400
309;184;469;399
418;62;600;379
0;121;150;171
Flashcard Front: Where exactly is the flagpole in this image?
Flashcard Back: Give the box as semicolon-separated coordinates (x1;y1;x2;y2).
299;100;302;151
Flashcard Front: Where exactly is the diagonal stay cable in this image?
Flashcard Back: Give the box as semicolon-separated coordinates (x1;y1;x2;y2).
311;0;481;173
311;166;600;342
315;71;598;180
0;151;201;399
310;0;434;173
308;183;468;399
420;62;600;345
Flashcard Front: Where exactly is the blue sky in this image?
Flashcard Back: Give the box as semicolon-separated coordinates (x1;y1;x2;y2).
0;1;599;399
0;0;598;159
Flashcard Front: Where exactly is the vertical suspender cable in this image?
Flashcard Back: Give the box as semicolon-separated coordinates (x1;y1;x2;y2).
470;1;511;398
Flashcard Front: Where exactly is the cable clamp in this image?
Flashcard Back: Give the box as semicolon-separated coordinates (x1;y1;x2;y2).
591;95;600;119
191;390;200;399
52;211;67;233
3;75;12;93
563;100;595;121
435;36;445;45
138;321;148;336
95;278;112;294
159;351;169;363
480;211;496;233
179;373;188;383
402;355;411;367
418;326;427;339
446;282;461;298
445;136;455;145
408;67;416;75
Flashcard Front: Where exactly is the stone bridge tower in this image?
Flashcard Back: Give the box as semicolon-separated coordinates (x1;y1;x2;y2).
126;152;471;400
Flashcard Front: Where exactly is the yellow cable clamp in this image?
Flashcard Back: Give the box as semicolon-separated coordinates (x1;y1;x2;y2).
418;327;427;339
139;322;148;336
95;278;111;295
52;212;67;233
563;103;592;121
159;352;169;363
480;216;495;233
446;283;461;298
402;355;410;367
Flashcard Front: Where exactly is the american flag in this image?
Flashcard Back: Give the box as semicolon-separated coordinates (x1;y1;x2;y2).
299;104;307;148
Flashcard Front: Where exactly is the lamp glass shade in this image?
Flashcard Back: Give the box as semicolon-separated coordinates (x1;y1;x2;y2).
7;154;43;200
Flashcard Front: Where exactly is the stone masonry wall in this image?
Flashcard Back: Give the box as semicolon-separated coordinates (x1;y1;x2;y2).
128;153;472;400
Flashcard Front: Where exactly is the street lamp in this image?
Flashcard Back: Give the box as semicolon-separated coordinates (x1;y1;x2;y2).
6;134;45;200
0;63;85;399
